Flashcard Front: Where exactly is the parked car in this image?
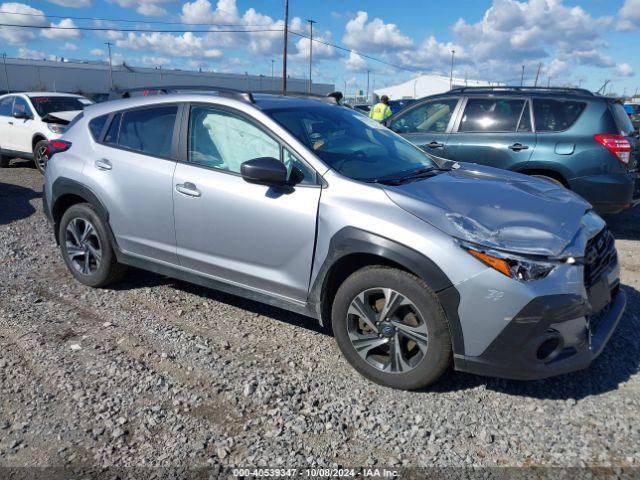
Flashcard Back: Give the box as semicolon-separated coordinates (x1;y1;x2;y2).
624;103;640;132
0;92;90;173
44;91;624;390
387;86;640;214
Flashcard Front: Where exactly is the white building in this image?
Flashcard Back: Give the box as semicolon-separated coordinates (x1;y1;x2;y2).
375;74;499;100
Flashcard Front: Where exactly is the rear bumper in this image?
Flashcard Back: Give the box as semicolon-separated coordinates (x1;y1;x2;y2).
454;287;625;381
569;173;636;214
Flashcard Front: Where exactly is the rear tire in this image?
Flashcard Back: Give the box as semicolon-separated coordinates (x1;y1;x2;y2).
0;155;9;168
531;174;564;188
58;203;126;287
331;266;452;390
33;139;49;174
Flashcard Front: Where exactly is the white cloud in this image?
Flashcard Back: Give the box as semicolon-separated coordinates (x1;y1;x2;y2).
343;11;413;53
41;18;81;39
615;63;634;77
89;48;104;56
45;0;90;7
116;31;223;59
617;0;640;31
142;55;170;66
0;2;47;44
344;51;367;72
108;0;173;17
18;47;45;59
62;42;78;50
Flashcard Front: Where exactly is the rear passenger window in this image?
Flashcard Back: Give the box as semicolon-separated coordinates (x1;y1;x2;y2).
459;98;526;132
104;113;121;144
533;99;586;132
88;115;108;141
118;106;178;157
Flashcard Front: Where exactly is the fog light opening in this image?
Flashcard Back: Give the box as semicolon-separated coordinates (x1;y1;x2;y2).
536;334;564;362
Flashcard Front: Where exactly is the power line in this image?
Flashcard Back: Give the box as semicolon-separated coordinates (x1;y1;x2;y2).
0;9;273;27
0;23;282;33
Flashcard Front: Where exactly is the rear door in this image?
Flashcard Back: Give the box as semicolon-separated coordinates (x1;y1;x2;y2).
445;96;537;170
387;97;461;157
85;104;181;264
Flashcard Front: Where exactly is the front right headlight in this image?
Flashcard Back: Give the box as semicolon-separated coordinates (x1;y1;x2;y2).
461;241;558;282
47;123;67;134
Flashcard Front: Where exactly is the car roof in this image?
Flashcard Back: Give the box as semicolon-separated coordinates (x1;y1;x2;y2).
415;87;605;103
16;92;84;98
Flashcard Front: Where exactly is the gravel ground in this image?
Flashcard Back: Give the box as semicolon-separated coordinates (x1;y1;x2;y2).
1;160;640;472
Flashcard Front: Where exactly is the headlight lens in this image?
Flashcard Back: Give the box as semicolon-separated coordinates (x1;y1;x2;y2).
47;123;66;134
463;242;557;282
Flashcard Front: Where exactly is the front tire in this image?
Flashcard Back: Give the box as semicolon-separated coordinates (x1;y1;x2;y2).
59;203;126;287
331;266;452;390
33;139;49;174
531;174;564;188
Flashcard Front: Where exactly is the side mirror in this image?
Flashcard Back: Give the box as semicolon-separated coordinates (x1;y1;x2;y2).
240;157;287;186
13;111;29;120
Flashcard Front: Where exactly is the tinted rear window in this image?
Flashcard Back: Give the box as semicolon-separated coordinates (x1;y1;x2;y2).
88;114;108;141
104;113;121;144
459;98;527;132
532;99;586;132
611;103;635;136
28;96;85;116
117;105;178;157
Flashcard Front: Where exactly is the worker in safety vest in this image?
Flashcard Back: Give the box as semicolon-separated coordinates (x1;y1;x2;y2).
369;95;392;122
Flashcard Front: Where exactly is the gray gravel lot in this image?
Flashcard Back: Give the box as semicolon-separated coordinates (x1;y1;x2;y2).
1;160;640;470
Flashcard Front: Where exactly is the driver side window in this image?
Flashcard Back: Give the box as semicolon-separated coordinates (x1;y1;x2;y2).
13;97;32;118
188;106;280;174
390;98;459;134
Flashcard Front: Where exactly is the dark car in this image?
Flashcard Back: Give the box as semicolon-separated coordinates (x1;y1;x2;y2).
624;103;640;132
387;86;640;214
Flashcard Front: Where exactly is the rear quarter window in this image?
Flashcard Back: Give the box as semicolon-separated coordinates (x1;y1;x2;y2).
88;114;108;141
532;99;586;132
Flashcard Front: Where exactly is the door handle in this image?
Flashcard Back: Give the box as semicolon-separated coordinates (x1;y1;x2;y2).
8;121;13;125
175;182;201;198
508;143;529;152
426;141;444;149
94;159;112;170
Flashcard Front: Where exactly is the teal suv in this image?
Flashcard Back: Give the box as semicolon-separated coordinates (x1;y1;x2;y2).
387;87;639;214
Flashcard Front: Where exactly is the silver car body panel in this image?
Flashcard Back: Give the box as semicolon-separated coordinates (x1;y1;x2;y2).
44;92;621;364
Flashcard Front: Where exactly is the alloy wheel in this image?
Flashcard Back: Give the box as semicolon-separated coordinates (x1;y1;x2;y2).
346;287;429;374
35;144;49;172
65;218;102;275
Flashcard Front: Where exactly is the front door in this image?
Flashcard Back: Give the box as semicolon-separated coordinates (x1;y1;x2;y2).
0;96;16;151
444;97;537;170
11;96;36;154
173;105;321;302
388;97;461;158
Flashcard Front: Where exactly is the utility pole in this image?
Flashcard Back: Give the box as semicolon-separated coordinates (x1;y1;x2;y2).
271;59;274;78
307;19;316;94
2;53;9;93
366;70;370;102
547;76;551;87
520;64;525;86
105;42;114;90
533;62;541;87
282;0;289;95
449;50;455;90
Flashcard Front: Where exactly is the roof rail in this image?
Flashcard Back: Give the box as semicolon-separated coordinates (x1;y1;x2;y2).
448;86;595;96
108;85;255;103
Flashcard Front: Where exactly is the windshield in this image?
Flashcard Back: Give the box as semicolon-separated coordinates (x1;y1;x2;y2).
265;105;437;181
28;96;85;116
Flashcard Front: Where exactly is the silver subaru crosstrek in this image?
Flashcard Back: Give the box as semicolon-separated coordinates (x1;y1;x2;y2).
43;91;626;390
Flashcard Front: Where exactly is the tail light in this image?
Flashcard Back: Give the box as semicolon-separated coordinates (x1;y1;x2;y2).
593;134;631;165
45;139;72;158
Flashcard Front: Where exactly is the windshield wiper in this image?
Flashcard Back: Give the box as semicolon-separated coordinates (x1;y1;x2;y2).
372;166;451;185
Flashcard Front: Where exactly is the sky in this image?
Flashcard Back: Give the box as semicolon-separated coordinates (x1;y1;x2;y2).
0;0;639;95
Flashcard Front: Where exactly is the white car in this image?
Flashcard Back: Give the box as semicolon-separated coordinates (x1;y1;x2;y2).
0;92;91;173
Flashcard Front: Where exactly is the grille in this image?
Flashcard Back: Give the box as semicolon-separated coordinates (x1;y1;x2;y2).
583;228;617;288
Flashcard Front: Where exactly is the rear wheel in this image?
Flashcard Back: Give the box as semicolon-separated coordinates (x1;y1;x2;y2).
531;174;564;188
33;139;49;174
331;266;452;390
0;155;9;168
59;203;126;287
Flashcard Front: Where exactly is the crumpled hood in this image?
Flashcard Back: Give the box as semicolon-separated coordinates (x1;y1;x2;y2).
383;163;594;257
42;110;82;124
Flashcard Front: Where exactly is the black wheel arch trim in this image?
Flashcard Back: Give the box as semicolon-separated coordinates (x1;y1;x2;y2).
50;177;115;246
309;226;465;355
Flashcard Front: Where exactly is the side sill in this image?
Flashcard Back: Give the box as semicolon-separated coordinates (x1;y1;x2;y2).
115;250;319;320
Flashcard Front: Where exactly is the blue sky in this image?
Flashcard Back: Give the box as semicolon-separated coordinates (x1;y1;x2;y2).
1;0;639;95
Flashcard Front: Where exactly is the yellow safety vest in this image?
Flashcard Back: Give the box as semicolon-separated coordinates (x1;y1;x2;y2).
369;102;392;122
